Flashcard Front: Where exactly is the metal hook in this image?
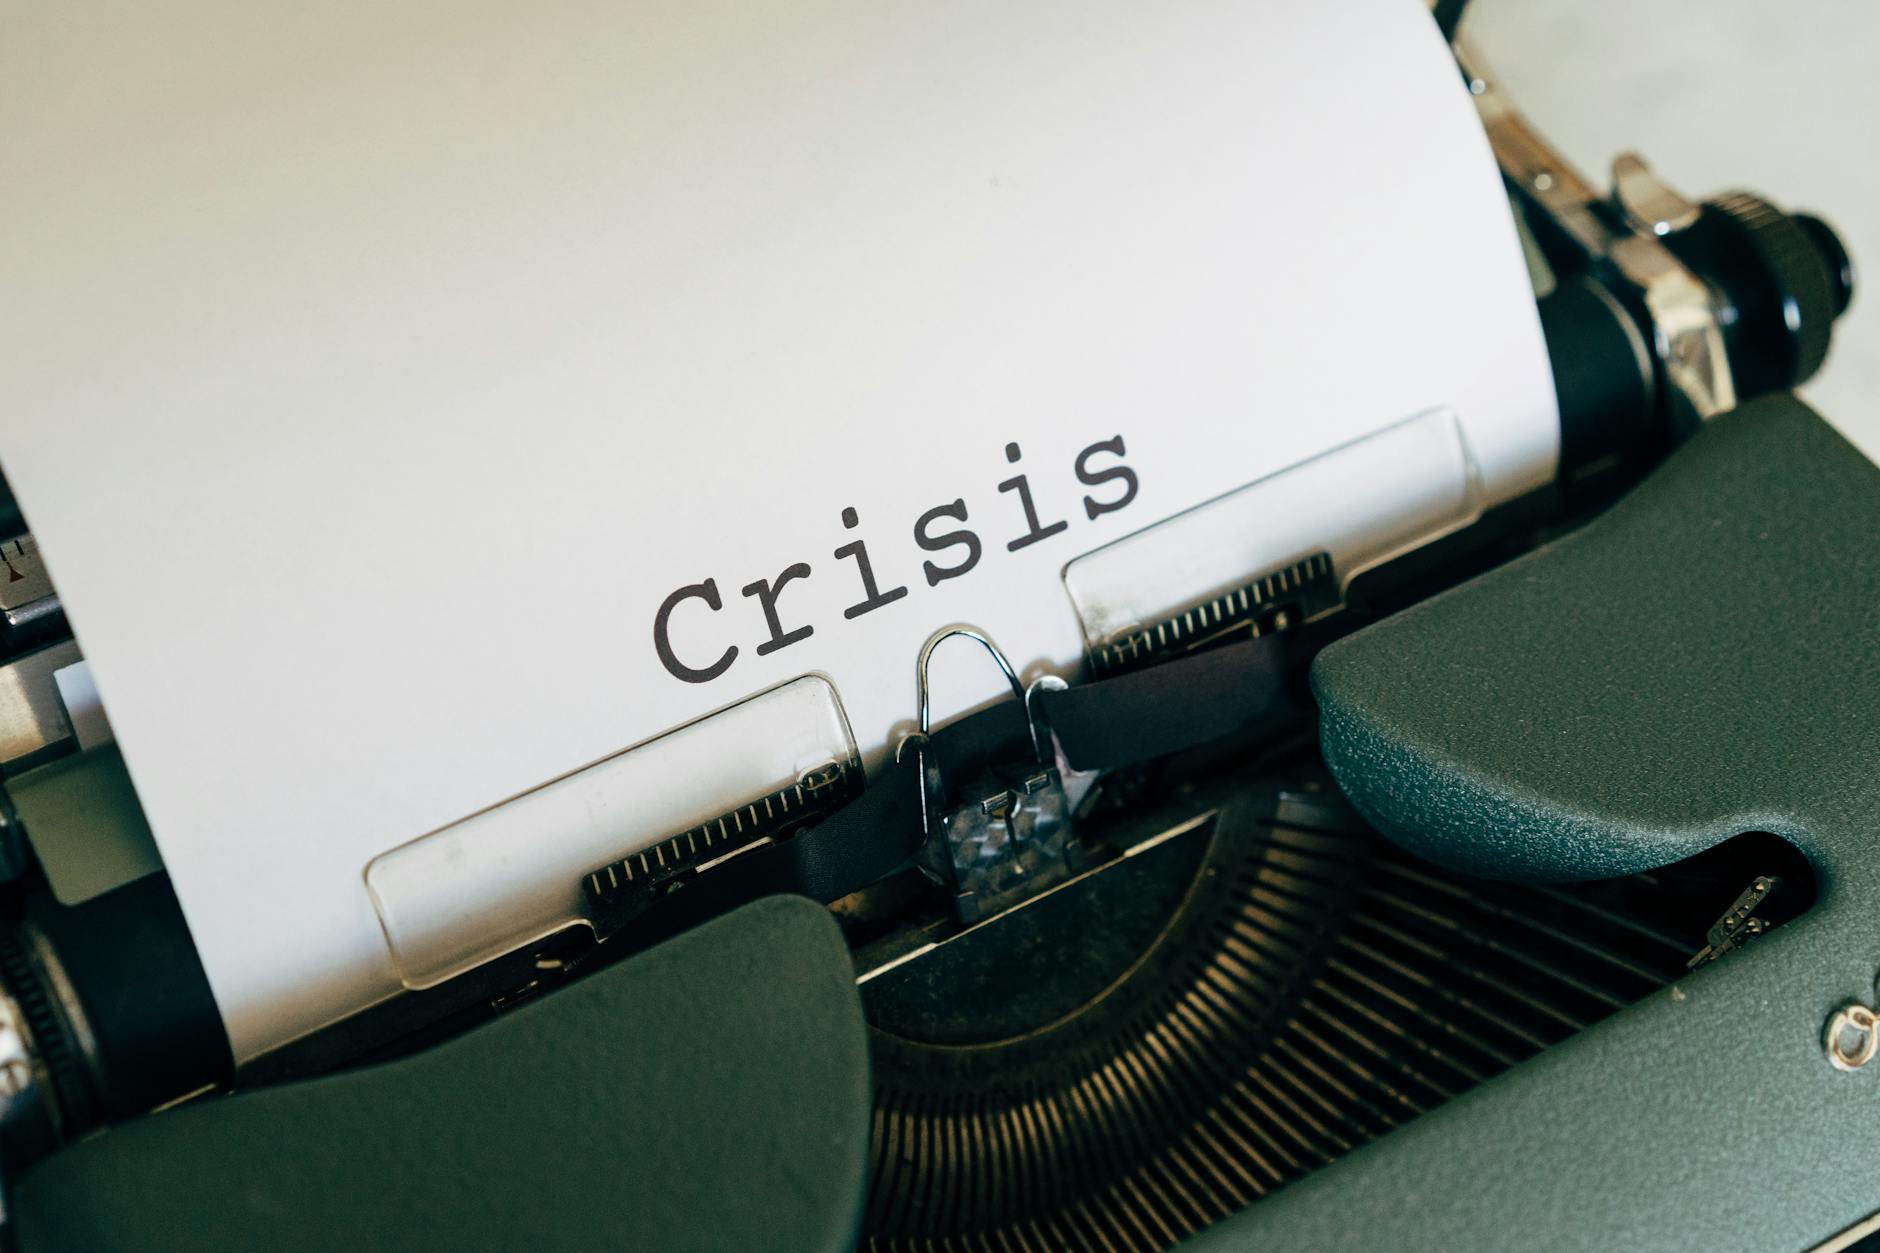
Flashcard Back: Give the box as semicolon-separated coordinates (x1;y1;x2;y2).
914;625;1025;737
900;626;1091;920
1024;674;1068;766
901;626;1028;840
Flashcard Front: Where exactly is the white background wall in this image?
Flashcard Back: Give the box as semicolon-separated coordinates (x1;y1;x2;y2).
1468;1;1880;462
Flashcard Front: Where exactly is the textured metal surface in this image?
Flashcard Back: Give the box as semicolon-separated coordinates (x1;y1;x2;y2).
860;781;1739;1252
1217;393;1880;1250
11;896;871;1253
1314;393;1880;883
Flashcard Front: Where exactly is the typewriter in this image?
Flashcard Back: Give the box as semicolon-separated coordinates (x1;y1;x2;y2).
0;3;1873;1252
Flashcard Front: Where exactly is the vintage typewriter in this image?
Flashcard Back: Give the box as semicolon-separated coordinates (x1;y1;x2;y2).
0;4;1872;1252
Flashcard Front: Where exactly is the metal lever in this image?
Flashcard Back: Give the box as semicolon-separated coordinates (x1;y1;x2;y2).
1611;152;1701;238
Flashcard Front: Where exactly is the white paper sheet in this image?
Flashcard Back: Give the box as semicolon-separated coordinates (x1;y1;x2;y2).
0;0;1556;1060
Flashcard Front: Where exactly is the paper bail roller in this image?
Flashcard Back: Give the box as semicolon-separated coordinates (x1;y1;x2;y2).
365;675;858;989
1062;408;1487;658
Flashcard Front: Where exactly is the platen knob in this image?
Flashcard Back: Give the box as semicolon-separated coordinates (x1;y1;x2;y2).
1667;191;1854;394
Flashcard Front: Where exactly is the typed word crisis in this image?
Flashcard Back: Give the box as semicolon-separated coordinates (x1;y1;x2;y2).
652;435;1140;684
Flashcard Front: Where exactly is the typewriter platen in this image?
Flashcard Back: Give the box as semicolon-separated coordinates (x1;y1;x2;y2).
0;5;1874;1253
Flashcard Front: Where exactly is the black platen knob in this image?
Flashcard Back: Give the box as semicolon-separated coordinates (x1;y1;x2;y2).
1795;212;1856;317
1665;192;1854;395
